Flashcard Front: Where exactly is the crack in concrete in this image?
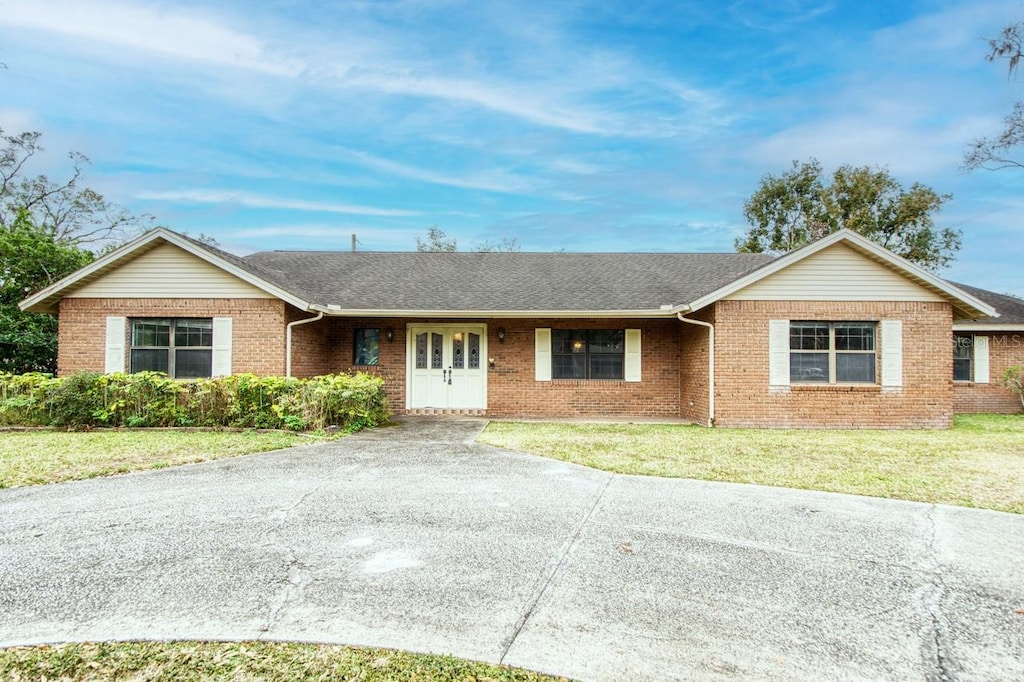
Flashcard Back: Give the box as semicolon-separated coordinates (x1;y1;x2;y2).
498;473;615;665
919;504;960;682
258;484;320;637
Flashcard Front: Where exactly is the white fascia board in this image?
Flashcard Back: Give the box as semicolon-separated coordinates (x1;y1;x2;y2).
953;322;1024;331
684;229;999;319
308;305;682;318
20;227;311;313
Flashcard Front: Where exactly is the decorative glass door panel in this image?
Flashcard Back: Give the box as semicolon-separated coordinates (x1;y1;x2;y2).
407;325;487;409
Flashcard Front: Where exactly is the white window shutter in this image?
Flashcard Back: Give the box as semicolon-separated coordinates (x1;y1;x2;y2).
768;320;790;387
105;316;126;373
535;328;551;381
880;320;903;387
624;329;642;382
974;336;990;384
212;317;233;377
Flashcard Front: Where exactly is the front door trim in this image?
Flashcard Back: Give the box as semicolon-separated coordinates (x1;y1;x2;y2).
405;323;488;410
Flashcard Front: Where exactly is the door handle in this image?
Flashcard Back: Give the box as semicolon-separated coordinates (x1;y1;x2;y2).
447;366;453;385
442;369;447;382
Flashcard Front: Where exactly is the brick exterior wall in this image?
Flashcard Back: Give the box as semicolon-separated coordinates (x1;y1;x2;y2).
57;298;971;426
485;318;681;418
953;331;1024;414
57;298;288;376
679;308;714;425
712;300;954;429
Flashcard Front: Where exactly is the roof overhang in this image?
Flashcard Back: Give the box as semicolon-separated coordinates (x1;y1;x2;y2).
953;322;1024;332
684;229;999;320
19;227;313;314
310;305;683;318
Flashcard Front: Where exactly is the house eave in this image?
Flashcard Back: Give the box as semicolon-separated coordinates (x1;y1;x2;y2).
683;230;999;319
19;228;313;314
309;305;688;319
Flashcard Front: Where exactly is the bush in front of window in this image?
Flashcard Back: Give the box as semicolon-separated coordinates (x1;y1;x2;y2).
1003;365;1024;411
0;371;391;432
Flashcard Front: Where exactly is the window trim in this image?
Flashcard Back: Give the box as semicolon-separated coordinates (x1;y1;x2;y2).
551;329;625;381
789;321;877;385
130;318;213;378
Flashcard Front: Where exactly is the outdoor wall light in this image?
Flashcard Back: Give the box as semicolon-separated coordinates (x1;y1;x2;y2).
385;327;394;342
488;357;496;369
497;327;506;342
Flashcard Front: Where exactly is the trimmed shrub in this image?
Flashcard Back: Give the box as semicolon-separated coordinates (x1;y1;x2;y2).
0;371;390;431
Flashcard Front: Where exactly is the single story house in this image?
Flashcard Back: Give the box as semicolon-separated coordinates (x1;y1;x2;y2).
19;227;1024;428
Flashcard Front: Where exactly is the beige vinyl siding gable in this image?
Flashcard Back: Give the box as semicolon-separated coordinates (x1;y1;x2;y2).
68;243;275;299
725;243;945;302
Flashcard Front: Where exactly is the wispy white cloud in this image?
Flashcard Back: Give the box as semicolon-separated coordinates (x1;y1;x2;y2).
339;148;535;193
138;189;420;217
0;0;299;76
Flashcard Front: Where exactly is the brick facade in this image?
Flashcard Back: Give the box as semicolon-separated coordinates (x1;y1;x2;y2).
58;297;1003;426
57;298;289;376
953;332;1024;414
712;300;954;429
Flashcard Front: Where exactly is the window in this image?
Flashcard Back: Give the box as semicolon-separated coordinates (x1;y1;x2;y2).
953;334;972;381
789;321;876;384
353;328;380;365
552;329;624;380
130;318;212;378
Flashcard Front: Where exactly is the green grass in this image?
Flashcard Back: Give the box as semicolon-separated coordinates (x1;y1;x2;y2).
0;641;567;681
0;430;307;488
479;414;1024;514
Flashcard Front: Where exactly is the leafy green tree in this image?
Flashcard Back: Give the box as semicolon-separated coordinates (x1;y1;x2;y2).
1;209;93;372
737;159;959;269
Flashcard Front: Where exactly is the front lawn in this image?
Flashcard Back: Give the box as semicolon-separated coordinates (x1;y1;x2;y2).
0;430;306;488
0;641;566;681
479;414;1024;514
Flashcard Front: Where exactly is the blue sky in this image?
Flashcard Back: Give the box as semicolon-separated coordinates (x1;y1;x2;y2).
2;0;1023;294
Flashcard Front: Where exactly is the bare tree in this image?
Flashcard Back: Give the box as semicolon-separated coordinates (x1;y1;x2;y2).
0;129;152;247
964;22;1024;171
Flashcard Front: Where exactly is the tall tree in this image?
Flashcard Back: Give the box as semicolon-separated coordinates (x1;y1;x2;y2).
0;129;151;373
0;209;94;373
0;129;151;246
737;159;959;270
964;22;1024;171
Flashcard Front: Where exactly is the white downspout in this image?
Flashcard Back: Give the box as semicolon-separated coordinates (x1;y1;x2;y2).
677;312;715;427
286;311;324;378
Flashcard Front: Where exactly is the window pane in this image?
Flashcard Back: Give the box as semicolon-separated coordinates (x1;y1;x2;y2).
553;354;586;379
553;330;585;354
953;358;972;381
468;333;480;369
431;333;444;369
790;322;829;350
132;320;170;347
452;332;465;369
415;333;427;369
131;349;168;374
353;329;380;365
589;330;624;354
174;319;212;347
953;336;972;360
790;352;828;382
175;349;212;378
835;324;875;351
590;354;623;380
836;353;876;383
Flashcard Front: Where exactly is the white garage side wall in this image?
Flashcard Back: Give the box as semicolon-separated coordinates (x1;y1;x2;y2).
725;244;945;302
68;243;274;299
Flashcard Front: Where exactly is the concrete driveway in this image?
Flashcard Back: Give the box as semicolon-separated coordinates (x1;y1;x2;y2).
1;418;1022;681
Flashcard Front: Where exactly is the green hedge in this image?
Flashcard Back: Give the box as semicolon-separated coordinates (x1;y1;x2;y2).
0;371;391;432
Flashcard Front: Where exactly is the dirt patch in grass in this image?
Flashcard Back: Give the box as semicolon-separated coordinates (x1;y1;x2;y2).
479;414;1024;514
0;641;568;681
0;430;308;488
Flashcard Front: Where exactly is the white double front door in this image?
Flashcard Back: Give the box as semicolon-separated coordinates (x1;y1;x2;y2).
407;325;487;410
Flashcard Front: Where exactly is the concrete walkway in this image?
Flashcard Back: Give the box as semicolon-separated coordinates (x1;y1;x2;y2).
1;418;1022;681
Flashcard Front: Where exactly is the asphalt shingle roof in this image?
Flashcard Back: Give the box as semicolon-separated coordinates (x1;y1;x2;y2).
949;282;1024;325
241;250;777;311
